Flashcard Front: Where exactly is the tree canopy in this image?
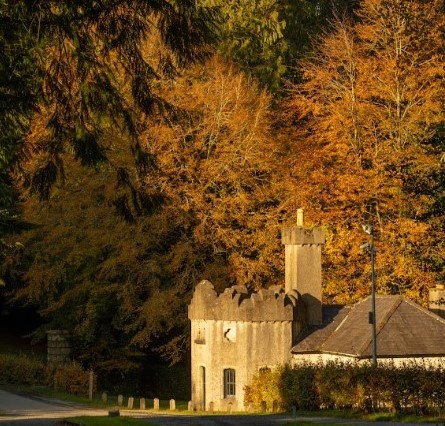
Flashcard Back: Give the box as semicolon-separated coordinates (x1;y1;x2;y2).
12;56;291;368
285;0;445;303
3;0;445;376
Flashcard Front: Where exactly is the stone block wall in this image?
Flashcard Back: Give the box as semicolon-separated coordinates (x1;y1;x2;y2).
47;330;71;364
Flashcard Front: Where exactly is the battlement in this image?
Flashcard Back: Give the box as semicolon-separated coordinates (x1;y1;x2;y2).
188;280;304;322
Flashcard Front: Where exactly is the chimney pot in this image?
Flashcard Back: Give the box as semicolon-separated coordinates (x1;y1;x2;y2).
297;209;304;227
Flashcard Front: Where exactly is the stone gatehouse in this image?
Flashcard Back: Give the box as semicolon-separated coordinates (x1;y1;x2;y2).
188;209;445;411
188;210;325;411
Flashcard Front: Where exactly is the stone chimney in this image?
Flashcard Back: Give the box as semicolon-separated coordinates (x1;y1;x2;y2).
429;283;445;319
281;209;325;325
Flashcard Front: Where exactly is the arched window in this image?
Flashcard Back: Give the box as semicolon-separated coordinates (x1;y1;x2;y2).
223;368;236;398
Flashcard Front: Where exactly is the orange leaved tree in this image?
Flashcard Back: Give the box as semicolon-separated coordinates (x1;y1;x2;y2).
285;0;445;304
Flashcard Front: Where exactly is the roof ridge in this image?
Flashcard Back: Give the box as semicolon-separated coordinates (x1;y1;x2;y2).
356;296;403;355
403;296;445;324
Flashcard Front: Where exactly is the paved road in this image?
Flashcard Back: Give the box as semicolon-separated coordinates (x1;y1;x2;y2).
0;389;434;426
0;389;107;425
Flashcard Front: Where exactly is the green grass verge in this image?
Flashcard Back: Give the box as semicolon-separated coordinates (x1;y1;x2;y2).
66;416;158;426
1;384;190;410
286;423;356;426
289;409;445;424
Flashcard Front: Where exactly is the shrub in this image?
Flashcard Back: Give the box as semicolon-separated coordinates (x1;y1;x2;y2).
244;367;282;411
53;362;95;396
245;360;445;415
0;353;46;385
279;363;319;410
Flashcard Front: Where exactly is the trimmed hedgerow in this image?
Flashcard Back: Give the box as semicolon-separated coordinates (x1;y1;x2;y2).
245;361;445;415
0;353;46;385
0;353;92;396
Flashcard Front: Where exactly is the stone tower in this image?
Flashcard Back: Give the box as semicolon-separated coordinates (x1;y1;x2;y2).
188;282;303;412
281;209;325;324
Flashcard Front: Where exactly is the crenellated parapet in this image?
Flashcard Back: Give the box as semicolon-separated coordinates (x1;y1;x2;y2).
188;280;304;322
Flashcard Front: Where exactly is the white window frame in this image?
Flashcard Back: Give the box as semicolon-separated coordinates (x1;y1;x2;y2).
223;368;236;398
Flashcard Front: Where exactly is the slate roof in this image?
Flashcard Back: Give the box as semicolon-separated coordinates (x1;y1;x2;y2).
291;295;445;358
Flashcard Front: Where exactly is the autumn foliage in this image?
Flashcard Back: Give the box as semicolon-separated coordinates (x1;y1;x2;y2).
285;0;445;303
13;56;289;368
3;0;445;373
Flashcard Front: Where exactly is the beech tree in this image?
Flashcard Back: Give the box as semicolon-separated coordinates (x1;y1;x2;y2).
286;0;445;304
13;56;289;368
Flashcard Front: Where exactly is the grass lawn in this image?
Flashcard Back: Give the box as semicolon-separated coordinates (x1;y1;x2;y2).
289;409;445;424
66;416;158;426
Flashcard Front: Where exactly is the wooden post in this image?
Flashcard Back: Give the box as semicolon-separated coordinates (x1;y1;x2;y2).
88;370;94;400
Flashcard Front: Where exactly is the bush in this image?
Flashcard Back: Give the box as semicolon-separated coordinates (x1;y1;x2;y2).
244;367;282;411
279;363;319;410
0;353;46;385
53;362;95;396
245;360;445;415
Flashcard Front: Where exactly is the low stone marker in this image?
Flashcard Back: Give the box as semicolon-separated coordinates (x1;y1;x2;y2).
272;400;278;413
154;398;160;410
169;399;176;410
128;397;134;409
227;402;232;414
209;401;214;414
140;398;146;410
187;401;193;411
261;400;267;413
118;395;123;406
101;392;107;403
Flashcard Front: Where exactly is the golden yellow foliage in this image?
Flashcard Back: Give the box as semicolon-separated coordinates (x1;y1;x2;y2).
285;0;445;304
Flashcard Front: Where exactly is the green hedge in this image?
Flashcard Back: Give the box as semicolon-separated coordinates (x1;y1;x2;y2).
0;353;92;395
245;361;445;415
0;353;46;385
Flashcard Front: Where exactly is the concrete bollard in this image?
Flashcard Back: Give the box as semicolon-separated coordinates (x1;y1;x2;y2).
187;401;193;411
291;405;297;417
128;397;134;409
227;402;232;414
117;395;123;406
209;401;214;414
247;402;254;413
101;392;107;403
261;400;267;413
140;398;145;410
153;398;160;410
169;399;176;410
272;400;278;413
